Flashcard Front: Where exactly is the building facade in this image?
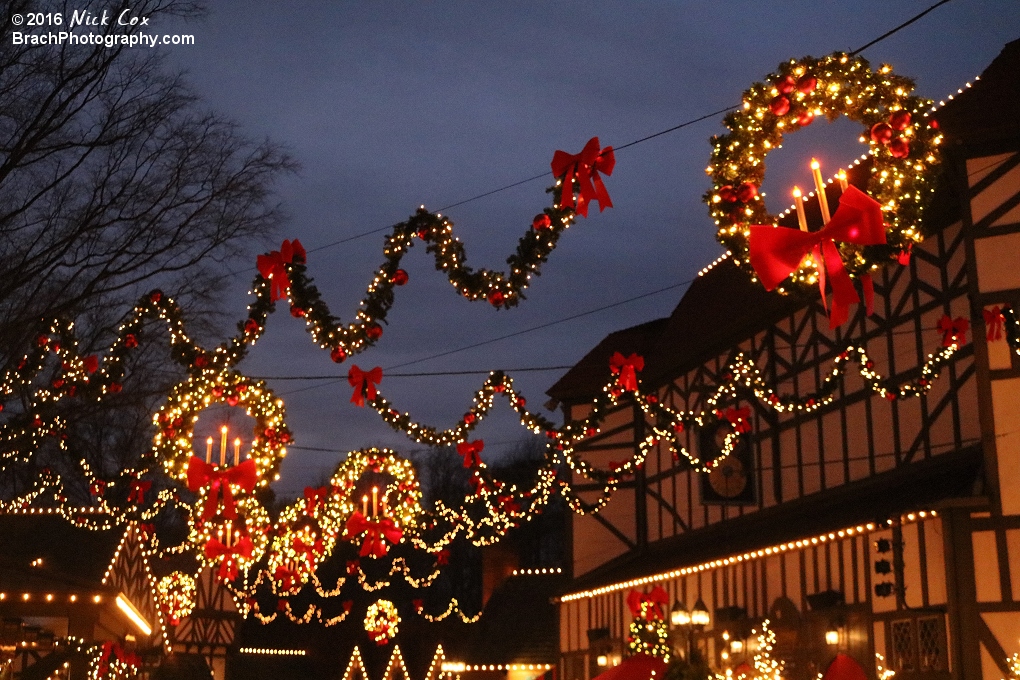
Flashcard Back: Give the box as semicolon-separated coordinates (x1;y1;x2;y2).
548;40;1020;680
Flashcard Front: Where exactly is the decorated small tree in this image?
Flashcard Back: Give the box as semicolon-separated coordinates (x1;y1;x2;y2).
750;620;783;680
626;587;671;662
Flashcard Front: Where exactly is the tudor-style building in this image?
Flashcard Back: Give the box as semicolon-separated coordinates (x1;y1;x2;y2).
547;40;1020;680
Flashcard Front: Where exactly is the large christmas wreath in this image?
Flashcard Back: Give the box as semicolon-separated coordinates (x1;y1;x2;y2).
706;52;943;309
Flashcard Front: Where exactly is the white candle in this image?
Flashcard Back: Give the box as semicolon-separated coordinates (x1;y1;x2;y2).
372;486;378;517
226;521;232;547
220;426;228;467
810;159;831;224
793;187;808;232
206;437;213;464
233;438;241;467
837;169;848;192
362;495;369;516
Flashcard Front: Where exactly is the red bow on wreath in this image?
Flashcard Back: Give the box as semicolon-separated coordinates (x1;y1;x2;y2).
457;439;485;468
127;479;151;505
984;306;1005;342
749;185;885;329
723;406;752;433
205;535;254;581
626;585;669;619
256;239;306;301
550;137;615;217
303;486;329;515
348;365;382;407
609;352;644;392
99;641;141;676
345;511;403;558
186;456;258;520
938;315;969;347
293;534;324;562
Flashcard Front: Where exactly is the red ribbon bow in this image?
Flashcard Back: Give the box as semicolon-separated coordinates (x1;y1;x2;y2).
626;585;669;619
256;239;306;301
749;185;885;329
293;534;324;562
550;137;615;217
205;535;254;581
609;352;644;392
723;406;752;434
304;486;329;515
457;439;485;468
186;456;258;521
938;315;969;347
345;511;403;558
984;306;1004;342
273;565;298;591
436;549;450;565
127;479;151;505
99;641;141;676
90;479;106;497
83;355;99;374
348;365;383;407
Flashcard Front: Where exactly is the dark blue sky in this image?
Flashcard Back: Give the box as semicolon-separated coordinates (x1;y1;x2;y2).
158;1;1019;497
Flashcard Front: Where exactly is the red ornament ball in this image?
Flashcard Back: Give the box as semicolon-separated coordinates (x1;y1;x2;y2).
736;182;758;202
718;185;738;203
464;413;476;425
124;333;138;348
797;110;815;127
777;75;797;94
532;214;552;230
211;386;223;397
149;290;163;303
889;110;912;131
416;229;429;241
889;138;911;159
515;397;526;408
244;318;259;334
870;122;894;144
769;95;791;116
366;323;383;340
487;290;505;307
109;383;123;394
330;346;347;363
391;269;408;286
290;306;305;318
194;354;208;368
37;335;49;347
796;75;817;93
226;395;239;406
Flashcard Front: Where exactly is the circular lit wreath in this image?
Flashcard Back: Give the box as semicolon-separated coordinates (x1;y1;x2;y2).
364;598;400;645
332;448;423;537
155;370;290;485
706;52;943;290
156;572;197;626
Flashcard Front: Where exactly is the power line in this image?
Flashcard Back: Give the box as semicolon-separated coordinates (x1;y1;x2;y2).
251;365;573;381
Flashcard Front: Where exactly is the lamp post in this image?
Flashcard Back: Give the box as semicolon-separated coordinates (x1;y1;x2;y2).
690;599;710;662
669;600;691;660
669;599;710;663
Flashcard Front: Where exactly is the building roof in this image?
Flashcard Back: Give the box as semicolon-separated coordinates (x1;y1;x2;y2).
936;38;1020;150
0;514;123;592
561;445;984;597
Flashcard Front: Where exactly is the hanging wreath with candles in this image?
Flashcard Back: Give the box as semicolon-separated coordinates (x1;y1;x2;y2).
156;370;290;486
156;572;197;626
364;598;400;645
265;490;341;595
334;449;423;558
190;495;272;581
705;52;943;320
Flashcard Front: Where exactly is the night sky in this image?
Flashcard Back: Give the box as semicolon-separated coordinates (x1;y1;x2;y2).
154;1;1019;498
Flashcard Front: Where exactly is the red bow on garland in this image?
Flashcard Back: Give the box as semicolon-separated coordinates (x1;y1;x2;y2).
256;239;306;302
723;406;752;433
749;185;885;329
303;486;329;515
626;585;669;619
348;365;382;407
127;479;151;505
938;315;969;347
609;352;644;392
98;640;141;676
984;306;1005;342
436;549;450;565
186;456;258;520
90;479;106;497
457;439;485;468
550;137;615;217
204;535;254;581
273;565;298;591
345;511;403;558
83;355;99;374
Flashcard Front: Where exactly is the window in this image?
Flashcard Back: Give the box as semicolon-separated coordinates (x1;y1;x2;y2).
889;614;948;677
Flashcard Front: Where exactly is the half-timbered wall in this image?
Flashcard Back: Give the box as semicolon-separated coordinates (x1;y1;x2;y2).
570;214;977;577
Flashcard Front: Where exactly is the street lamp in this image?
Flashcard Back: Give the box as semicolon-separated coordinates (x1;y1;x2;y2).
670;600;691;627
691;598;710;627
